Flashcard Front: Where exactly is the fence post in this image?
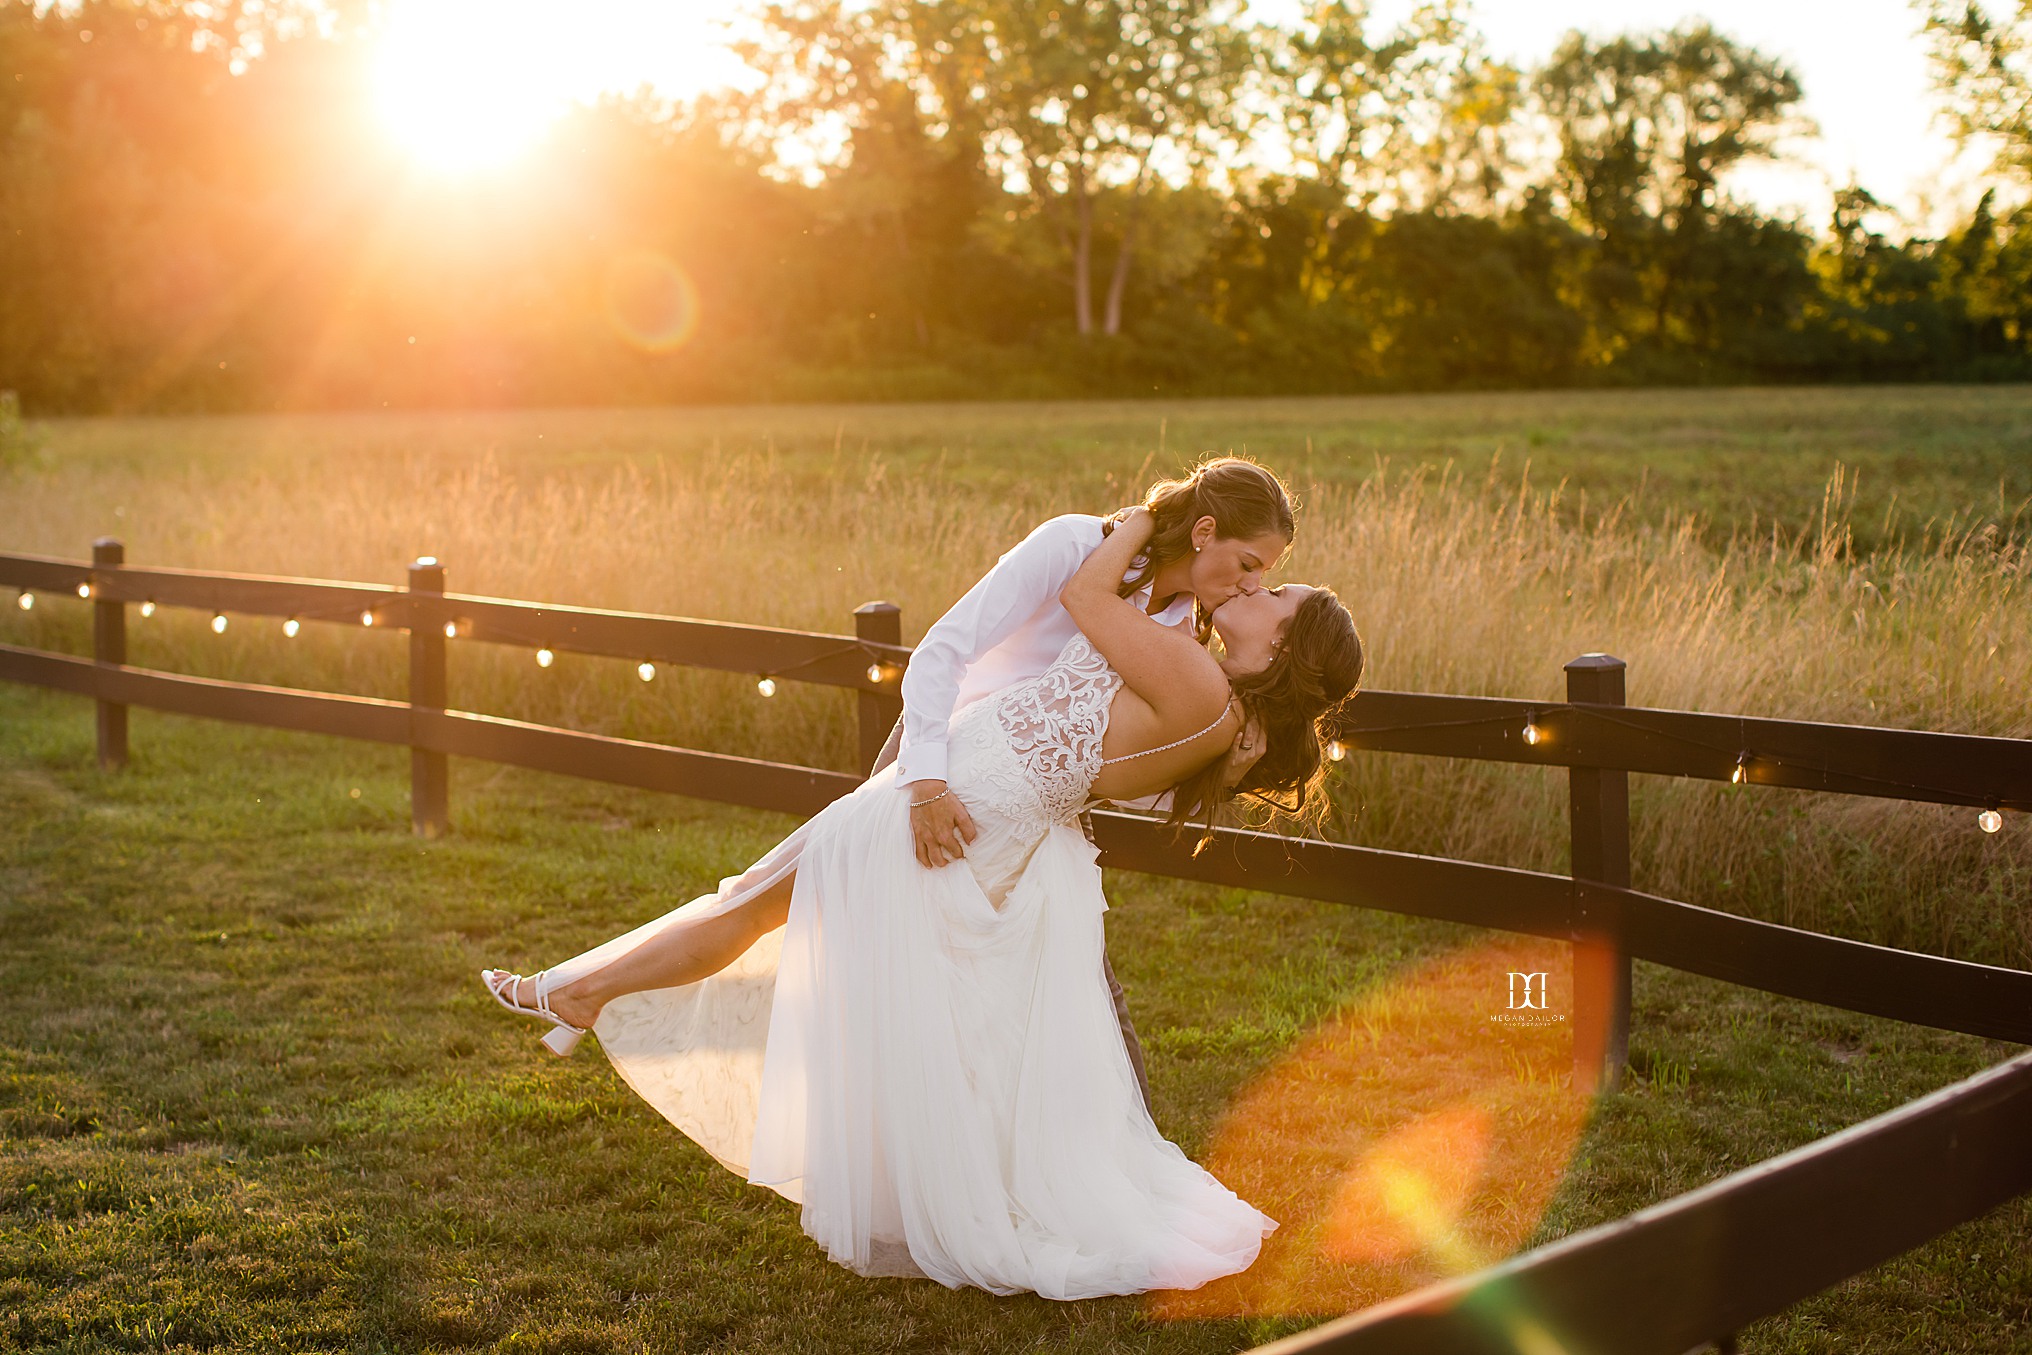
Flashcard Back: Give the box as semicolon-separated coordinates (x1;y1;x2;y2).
1567;652;1632;1095
91;537;127;771
853;601;903;776
408;556;449;838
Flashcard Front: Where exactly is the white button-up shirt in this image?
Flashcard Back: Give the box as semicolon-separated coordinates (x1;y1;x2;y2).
895;513;1196;788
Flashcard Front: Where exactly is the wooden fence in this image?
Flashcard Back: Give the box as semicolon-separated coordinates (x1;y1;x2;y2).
2;539;2028;1353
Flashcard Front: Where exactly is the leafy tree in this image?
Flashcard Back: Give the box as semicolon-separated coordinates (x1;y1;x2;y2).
1238;2;1521;305
1534;24;1807;355
750;0;1246;338
1917;0;2032;176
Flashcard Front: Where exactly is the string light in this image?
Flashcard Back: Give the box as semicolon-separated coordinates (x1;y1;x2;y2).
76;582;92;599
1521;712;1543;746
637;661;656;683
756;676;778;698
139;600;156;618
442;621;458;639
15;591;32;611
210;613;228;634
1326;739;1347;762
282;617;300;638
1732;752;1750;786
536;647;554;668
360;610;375;627
866;662;885;685
1979;808;2003;834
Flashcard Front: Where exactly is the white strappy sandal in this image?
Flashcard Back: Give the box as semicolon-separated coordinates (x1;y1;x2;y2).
480;968;586;1057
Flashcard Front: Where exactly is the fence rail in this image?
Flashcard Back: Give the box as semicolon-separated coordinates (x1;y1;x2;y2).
1344;690;2032;810
5;548;2023;808
1255;1044;2032;1355
2;541;2027;1354
1091;815;2032;1046
0;549;913;692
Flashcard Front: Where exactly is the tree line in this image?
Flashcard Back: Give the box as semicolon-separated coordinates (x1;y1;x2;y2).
2;0;2029;414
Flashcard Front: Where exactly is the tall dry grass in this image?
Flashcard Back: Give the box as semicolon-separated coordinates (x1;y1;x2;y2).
2;442;2027;966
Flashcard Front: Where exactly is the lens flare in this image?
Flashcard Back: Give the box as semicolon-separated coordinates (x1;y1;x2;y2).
602;249;701;352
1320;1101;1494;1268
1150;934;1593;1321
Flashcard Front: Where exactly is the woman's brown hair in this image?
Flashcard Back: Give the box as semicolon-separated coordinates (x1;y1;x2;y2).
1162;586;1365;852
1104;456;1296;641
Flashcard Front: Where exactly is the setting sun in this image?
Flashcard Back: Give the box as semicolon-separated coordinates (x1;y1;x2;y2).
370;0;572;172
368;0;752;174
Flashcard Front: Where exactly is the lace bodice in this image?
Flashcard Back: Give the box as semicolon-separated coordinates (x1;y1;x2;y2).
947;631;1124;829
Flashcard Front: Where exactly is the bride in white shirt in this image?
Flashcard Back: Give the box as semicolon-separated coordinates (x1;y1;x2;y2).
479;458;1362;1297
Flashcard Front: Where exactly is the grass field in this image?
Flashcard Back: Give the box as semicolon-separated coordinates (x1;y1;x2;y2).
3;385;2026;968
1;691;2026;1353
2;386;2030;1350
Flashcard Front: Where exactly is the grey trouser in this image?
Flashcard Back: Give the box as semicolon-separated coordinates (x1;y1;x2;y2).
871;715;1155;1117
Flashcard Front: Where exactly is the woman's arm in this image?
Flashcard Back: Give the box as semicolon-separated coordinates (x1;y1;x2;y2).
1061;508;1229;721
900;514;1117;868
894;514;1092;789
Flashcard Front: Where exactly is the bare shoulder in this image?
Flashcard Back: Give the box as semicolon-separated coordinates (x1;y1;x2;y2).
1139;634;1232;724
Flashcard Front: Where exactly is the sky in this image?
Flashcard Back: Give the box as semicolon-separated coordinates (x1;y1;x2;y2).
368;0;1997;233
1413;0;1993;231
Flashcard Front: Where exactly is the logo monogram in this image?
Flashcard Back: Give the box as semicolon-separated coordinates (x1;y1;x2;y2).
1507;971;1548;1010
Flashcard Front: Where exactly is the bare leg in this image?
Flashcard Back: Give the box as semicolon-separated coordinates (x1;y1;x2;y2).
505;871;795;1030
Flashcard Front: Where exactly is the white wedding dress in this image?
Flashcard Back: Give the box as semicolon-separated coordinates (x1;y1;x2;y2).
540;631;1275;1298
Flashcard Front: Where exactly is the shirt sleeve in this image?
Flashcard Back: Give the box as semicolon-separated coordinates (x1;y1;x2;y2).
895;514;1095;787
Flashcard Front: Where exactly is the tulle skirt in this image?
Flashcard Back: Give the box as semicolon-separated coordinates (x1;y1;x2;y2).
544;762;1275;1299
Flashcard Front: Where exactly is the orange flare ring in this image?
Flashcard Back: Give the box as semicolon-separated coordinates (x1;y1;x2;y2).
601;249;700;352
1150;934;1594;1321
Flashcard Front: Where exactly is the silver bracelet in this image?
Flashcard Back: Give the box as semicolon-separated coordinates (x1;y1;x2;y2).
909;788;951;808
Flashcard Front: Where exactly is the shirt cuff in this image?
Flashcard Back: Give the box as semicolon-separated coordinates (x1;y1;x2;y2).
1111;789;1176;813
895;744;949;787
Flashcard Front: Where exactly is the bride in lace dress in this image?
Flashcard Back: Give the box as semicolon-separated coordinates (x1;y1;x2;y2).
482;507;1365;1299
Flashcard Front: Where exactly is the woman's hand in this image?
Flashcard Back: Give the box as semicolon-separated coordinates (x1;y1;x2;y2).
1102;505;1156;547
1219;714;1268;796
1063;506;1156;610
908;780;979;868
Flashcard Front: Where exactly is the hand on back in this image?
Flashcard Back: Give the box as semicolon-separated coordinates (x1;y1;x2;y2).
908;780;980;868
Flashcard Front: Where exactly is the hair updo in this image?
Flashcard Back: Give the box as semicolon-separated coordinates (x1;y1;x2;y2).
1164;586;1366;851
1106;455;1297;640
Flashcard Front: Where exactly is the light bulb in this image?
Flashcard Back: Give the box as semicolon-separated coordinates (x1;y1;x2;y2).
282;618;300;638
637;661;656;682
1326;739;1346;762
1731;753;1749;786
867;663;885;685
139;600;156;618
1521;717;1542;746
15;591;31;611
77;582;92;599
536;647;554;668
360;610;375;627
210;613;228;634
756;676;777;698
1979;808;2003;834
442;621;458;639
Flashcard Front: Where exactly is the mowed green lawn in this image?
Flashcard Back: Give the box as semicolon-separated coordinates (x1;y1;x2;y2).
1;689;2026;1354
2;386;2029;1352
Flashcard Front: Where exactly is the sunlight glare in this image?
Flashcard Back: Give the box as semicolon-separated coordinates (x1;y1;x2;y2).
370;0;756;176
1150;934;1593;1321
371;0;569;173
